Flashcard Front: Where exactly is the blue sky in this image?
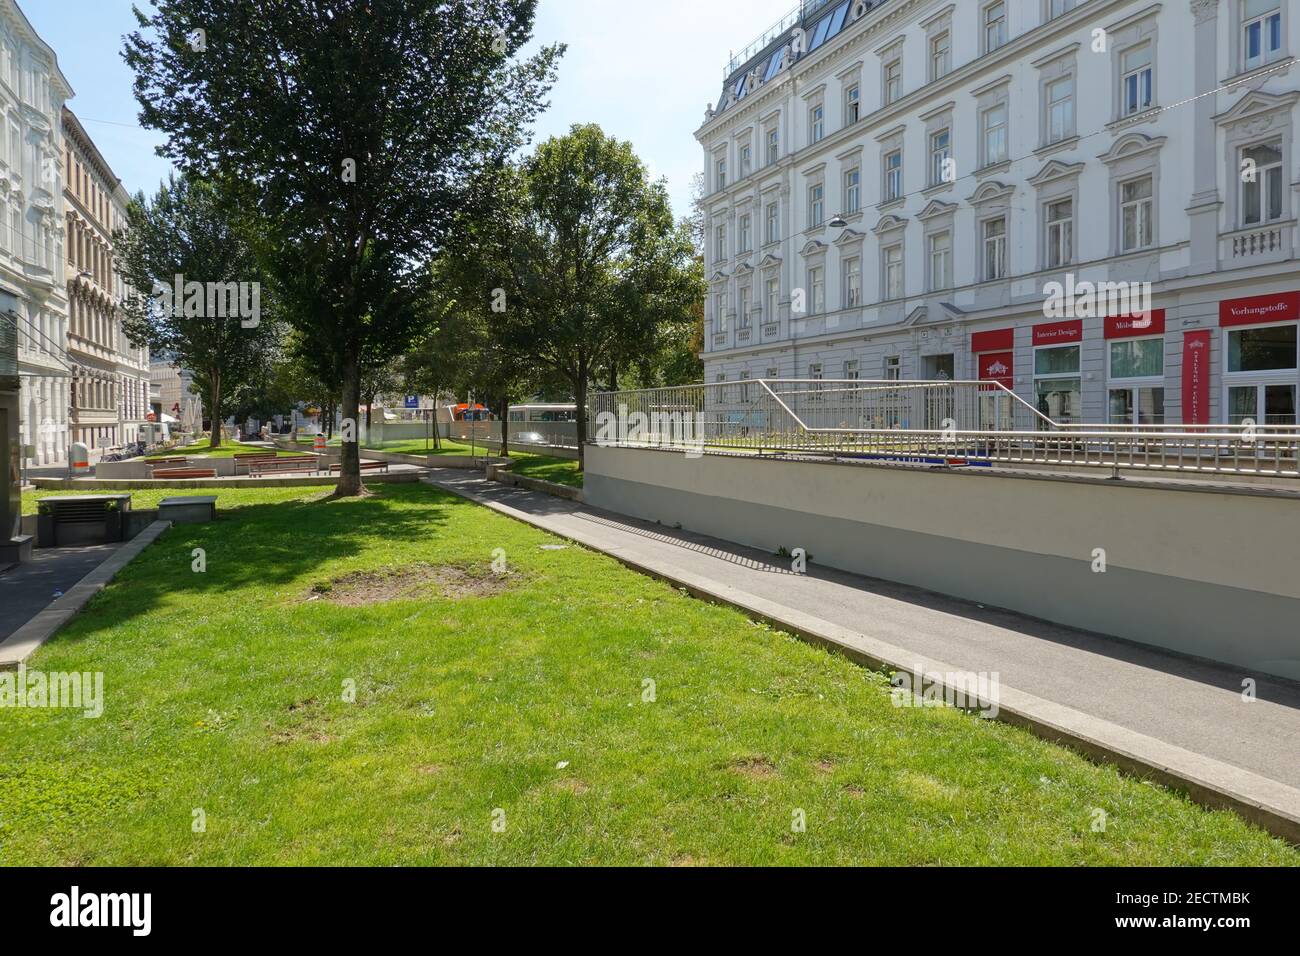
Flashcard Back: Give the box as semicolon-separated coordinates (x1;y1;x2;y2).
23;0;796;218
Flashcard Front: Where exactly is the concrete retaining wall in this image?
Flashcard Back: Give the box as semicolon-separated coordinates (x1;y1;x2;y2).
583;445;1300;681
33;472;422;491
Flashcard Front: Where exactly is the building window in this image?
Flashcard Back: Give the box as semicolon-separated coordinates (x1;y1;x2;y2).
765;276;780;321
1046;75;1074;144
1241;141;1284;226
982;103;1008;167
930;31;951;81
884;149;902;201
983;2;1007;53
766;202;780;244
740;145;752;177
739;214;752;253
1120;44;1154;117
810;183;825;228
845;84;861;125
844;166;861;213
1243;0;1283;71
844;256;862;307
738;285;751;328
882;243;903;299
809;266;825;313
930;128;951;186
884;355;902;380
1120;177;1154;252
716;157;727;190
713;290;728;332
1045;198;1074;268
1227;323;1297;372
884;57;902;105
766;367;779;379
982;216;1007;281
767;128;780;165
1108;337;1165;424
928;231;952;290
714;224;727;263
1035;344;1082;423
810;104;825;144
1048;0;1076;18
845;359;860;380
809;363;824;400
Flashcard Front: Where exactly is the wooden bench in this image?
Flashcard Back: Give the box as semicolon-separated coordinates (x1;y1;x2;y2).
248;457;320;477
327;461;389;474
152;468;218;480
234;452;281;474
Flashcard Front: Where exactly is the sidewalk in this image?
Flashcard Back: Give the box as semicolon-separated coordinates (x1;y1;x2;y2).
426;467;1300;839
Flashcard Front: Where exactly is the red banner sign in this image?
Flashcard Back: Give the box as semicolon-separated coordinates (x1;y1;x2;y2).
1220;292;1300;328
971;328;1014;353
978;351;1014;389
1105;309;1166;339
1182;331;1212;426
1033;320;1083;345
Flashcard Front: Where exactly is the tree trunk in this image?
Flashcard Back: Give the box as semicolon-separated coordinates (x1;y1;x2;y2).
208;374;222;449
497;397;509;458
574;375;588;473
365;396;373;443
335;350;364;496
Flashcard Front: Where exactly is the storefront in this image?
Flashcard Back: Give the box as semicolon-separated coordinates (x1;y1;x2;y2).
1220;292;1299;427
1106;310;1166;425
972;328;1015;429
1032;320;1083;424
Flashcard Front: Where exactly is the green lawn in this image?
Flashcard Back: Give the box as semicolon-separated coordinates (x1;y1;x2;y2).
21;487;321;516
146;441;304;461
1;484;1294;865
507;452;582;488
361;439;583;487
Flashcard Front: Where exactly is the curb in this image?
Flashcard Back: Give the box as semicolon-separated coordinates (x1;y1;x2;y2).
430;476;1300;846
0;521;173;670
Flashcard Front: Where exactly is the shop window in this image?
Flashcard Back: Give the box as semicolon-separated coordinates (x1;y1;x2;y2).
1034;344;1081;423
1228;324;1297;372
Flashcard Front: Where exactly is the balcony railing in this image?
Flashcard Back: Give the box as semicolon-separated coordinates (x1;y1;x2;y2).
589;380;1300;480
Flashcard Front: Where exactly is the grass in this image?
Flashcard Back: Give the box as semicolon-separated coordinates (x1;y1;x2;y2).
21;487;321;516
506;452;582;488
1;483;1294;865
146;441;305;461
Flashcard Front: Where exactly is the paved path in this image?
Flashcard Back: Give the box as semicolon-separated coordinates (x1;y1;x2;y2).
426;468;1300;798
0;543;122;644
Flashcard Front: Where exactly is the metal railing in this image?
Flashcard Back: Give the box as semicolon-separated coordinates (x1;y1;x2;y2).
588;380;1300;480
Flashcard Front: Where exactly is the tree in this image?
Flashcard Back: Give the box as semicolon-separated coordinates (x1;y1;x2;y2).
116;173;280;449
479;125;703;470
124;0;563;495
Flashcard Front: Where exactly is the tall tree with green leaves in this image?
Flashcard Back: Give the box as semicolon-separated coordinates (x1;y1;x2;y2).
124;0;562;495
479;124;703;470
116;173;280;449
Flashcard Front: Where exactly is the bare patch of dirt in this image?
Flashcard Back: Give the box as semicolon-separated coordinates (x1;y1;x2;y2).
306;563;518;607
814;759;836;775
554;778;590;795
728;756;779;780
844;785;867;799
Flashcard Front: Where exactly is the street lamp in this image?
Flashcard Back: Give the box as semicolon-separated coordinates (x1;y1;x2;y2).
828;216;849;229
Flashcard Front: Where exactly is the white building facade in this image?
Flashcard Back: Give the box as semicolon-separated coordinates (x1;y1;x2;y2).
63;107;149;457
1;0;71;465
698;0;1300;426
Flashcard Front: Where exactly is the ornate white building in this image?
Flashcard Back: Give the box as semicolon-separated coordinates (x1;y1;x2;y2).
1;0;71;466
698;0;1300;426
63;106;149;456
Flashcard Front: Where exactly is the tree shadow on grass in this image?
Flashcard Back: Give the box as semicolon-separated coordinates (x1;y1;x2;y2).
48;484;472;644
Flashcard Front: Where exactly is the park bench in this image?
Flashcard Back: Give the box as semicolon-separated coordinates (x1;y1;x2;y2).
152;468;219;480
248;457;320;477
234;452;281;474
327;461;390;474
